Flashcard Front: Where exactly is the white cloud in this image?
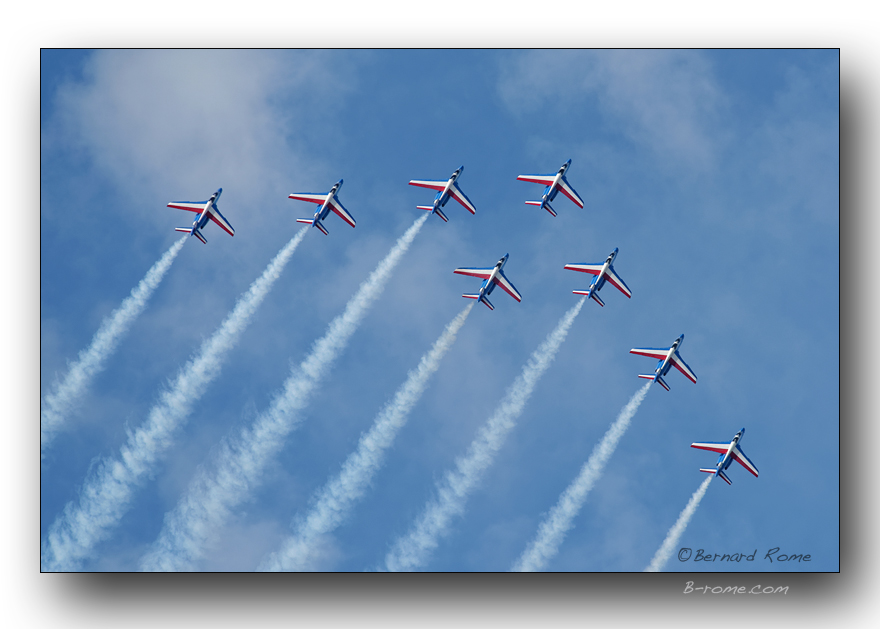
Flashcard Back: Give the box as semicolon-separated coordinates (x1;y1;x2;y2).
497;50;726;171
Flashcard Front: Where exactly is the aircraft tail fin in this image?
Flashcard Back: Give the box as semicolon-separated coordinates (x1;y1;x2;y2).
296;218;328;235
525;200;557;217
463;294;494;310
701;468;732;485
573;288;604;306
639;374;670;391
175;227;207;244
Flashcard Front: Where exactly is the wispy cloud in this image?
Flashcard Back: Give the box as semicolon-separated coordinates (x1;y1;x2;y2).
41;237;186;456
512;382;651;572
41;229;307;571
260;302;474;571
644;475;713;572
140;215;427;572
384;297;586;572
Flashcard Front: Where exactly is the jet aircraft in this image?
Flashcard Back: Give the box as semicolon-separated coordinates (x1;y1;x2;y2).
408;166;476;222
564;247;632;307
168;188;235;244
516;159;585;217
630;334;697;391
453;253;522;311
691;428;759;485
289;179;356;235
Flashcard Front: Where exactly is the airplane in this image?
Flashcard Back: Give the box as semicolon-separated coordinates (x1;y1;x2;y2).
564;247;632;307
516;159;585;217
453;253;522;311
168;188;235;244
289;179;356;235
408;165;476;222
691;428;759;485
629;334;697;391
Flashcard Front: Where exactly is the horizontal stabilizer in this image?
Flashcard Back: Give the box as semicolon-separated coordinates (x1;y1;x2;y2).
572;289;604;306
638;374;669;390
434;207;449;222
699;468;731;484
463;294;493;310
297;218;329;235
175;227;207;244
525;200;557;217
295;218;314;224
417;205;435;211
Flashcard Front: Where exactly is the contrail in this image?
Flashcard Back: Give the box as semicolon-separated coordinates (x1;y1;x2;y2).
512;381;652;572
384;297;586;572
260;302;474;571
41;228;308;571
41;237;186;456
140;215;427;572
644;475;713;572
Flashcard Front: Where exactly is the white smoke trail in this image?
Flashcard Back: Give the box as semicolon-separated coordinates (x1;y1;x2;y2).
41;228;308;571
260;302;474;572
644;475;713;572
384;297;586;572
512;381;652;572
41;237;187;456
140;215;427;572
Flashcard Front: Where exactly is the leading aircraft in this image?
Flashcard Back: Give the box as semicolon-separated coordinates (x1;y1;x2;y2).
289;179;356;235
564;247;632;307
516;159;585;217
630;334;697;391
691;428;759;485
454;253;522;311
408;166;476;222
168;188;235;244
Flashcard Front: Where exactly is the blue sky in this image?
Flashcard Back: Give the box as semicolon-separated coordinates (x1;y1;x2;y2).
40;49;839;572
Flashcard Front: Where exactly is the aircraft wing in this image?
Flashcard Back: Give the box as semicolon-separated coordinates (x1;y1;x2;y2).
329;196;356;228
671;351;698;383
493;269;522;302
630;347;670;361
288;193;328;204
563;263;604;276
168;201;207;213
208;205;235;236
732;445;759;477
516;174;556;186
605;266;632;298
453;267;494;280
690;441;731;455
448;182;476;214
408;179;448;192
558;176;585;208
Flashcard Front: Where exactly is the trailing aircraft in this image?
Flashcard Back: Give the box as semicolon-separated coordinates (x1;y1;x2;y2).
516;159;584;217
289;179;356;235
630;334;697;391
408;166;476;222
168;188;234;244
453;253;522;311
564;247;632;307
691;428;759;485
